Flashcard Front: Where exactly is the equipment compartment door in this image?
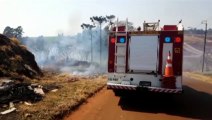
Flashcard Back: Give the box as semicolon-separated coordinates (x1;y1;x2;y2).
129;35;158;72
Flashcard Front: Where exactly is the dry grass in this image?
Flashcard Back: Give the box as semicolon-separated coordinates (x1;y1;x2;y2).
9;55;23;62
14;72;107;120
0;45;12;52
184;72;212;84
20;45;28;50
184;35;202;43
0;65;7;75
10;37;21;45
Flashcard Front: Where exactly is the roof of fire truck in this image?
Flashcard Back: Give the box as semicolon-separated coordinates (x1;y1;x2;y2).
109;19;184;34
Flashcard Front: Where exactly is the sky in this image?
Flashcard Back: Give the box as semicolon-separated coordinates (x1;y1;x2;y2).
0;0;212;37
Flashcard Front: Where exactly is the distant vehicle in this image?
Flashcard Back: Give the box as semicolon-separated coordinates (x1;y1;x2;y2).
107;19;184;94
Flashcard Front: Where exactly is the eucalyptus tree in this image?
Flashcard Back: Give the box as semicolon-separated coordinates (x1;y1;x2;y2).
81;23;95;63
90;16;107;65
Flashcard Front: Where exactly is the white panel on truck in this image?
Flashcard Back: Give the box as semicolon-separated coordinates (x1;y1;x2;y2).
129;35;158;72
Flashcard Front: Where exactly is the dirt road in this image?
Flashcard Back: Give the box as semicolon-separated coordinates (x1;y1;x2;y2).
64;76;212;120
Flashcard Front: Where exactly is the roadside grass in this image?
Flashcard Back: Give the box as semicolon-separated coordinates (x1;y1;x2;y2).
184;72;212;84
0;71;107;120
10;37;21;45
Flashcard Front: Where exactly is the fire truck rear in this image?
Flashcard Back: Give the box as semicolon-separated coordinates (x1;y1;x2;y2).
107;20;184;94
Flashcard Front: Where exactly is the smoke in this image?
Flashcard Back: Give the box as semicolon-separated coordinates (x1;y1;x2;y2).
23;29;108;76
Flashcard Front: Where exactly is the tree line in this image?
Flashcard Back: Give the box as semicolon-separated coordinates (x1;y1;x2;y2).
185;28;212;35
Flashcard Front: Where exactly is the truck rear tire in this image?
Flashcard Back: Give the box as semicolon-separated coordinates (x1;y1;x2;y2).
113;89;123;96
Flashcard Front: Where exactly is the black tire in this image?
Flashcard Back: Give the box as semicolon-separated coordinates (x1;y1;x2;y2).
113;89;123;96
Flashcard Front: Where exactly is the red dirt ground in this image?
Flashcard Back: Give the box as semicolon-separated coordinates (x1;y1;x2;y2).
64;76;212;120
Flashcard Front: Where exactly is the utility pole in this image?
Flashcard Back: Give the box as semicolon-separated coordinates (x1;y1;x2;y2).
99;24;102;65
201;20;207;72
90;29;93;63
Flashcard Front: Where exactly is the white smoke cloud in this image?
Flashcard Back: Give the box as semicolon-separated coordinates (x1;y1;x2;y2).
23;29;108;75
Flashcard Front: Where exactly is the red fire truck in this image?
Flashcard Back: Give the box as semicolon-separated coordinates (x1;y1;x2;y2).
107;20;184;94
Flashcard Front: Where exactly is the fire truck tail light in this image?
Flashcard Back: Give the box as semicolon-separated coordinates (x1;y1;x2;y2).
165;37;171;43
111;38;116;43
175;37;181;43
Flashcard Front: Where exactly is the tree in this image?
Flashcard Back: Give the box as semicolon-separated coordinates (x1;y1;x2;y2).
3;26;23;40
104;15;116;32
90;16;107;65
104;15;116;46
81;23;95;63
14;26;23;40
106;15;115;26
3;26;14;38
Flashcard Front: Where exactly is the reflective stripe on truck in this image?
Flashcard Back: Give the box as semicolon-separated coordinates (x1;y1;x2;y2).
107;83;182;93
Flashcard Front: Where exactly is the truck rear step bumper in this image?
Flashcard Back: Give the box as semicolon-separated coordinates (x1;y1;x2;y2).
107;83;182;93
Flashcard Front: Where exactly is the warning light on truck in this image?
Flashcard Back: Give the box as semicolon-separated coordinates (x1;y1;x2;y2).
175;37;181;43
111;38;116;43
165;37;171;43
119;37;126;43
